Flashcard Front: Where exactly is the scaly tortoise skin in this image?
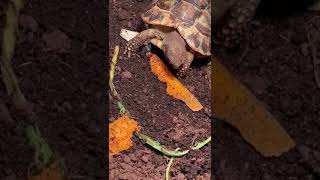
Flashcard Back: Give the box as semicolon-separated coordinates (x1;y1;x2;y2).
125;0;260;76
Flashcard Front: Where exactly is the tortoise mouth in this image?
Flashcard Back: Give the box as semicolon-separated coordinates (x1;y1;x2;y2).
165;56;183;70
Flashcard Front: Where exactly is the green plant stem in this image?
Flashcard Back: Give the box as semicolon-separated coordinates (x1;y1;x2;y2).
1;0;28;110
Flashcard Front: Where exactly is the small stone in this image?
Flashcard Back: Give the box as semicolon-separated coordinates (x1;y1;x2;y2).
122;71;132;79
116;66;122;72
141;154;150;163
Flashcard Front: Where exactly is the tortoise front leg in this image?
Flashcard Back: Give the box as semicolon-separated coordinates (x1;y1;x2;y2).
124;28;166;57
177;50;194;77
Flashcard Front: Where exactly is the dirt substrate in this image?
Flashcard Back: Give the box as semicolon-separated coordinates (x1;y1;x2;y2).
108;0;211;179
2;0;320;179
214;9;320;180
0;0;106;179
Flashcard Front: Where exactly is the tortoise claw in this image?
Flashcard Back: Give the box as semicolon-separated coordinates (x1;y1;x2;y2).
124;43;133;58
124;38;141;58
177;67;188;77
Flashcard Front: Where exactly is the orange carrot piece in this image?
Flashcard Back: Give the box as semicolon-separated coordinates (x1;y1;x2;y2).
109;115;141;156
148;53;203;112
213;58;295;157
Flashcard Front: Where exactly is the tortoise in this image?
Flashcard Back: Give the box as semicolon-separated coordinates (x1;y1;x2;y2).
124;0;260;76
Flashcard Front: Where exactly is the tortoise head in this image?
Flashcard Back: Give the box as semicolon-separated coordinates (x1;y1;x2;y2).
163;31;187;70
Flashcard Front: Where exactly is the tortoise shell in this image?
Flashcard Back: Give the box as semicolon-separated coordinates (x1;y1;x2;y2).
141;0;211;56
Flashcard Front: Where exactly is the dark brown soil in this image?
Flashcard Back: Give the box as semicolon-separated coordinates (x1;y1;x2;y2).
0;0;106;179
2;0;320;179
214;8;320;180
108;0;211;179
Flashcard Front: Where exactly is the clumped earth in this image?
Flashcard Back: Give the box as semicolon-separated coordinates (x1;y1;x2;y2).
0;0;106;179
214;6;320;180
108;0;211;179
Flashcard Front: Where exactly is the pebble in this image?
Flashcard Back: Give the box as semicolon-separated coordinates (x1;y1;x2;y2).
116;66;122;72
141;154;150;163
122;70;132;79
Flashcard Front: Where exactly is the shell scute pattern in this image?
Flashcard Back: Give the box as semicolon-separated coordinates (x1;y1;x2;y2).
142;0;211;56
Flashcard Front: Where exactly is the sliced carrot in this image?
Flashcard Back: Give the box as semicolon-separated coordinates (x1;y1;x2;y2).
148;53;203;112
212;58;295;157
109;115;141;156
